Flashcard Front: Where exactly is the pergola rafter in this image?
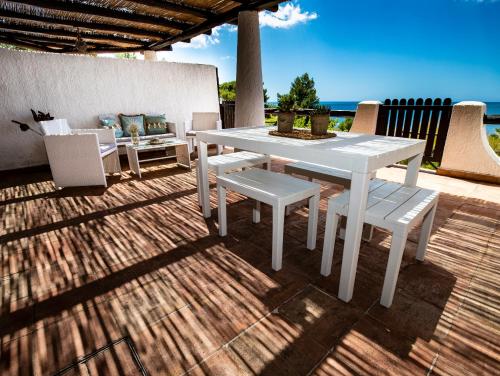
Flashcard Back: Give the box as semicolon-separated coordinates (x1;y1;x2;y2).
0;0;283;53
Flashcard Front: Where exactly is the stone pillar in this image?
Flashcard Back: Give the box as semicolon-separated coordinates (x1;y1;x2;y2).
438;101;500;183
350;101;380;134
143;51;157;61
235;11;264;128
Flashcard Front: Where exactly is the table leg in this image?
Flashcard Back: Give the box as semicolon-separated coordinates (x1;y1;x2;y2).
404;152;423;187
175;144;191;169
198;140;211;218
338;172;370;302
127;147;141;178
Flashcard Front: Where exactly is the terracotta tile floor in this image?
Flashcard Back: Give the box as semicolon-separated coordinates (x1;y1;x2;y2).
0;154;499;375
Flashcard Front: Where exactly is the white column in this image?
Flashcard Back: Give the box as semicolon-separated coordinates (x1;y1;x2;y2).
235;11;264;128
143;51;157;61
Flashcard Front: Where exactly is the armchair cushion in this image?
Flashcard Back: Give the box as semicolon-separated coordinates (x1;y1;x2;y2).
119;114;145;137
145;114;168;135
99;143;116;155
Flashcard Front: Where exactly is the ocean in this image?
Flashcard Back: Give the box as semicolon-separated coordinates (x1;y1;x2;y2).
319;101;500;135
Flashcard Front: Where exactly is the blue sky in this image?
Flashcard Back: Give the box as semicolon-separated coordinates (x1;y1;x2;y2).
158;0;500;102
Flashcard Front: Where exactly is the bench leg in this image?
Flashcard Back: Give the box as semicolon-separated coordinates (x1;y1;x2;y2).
272;203;285;271
307;194;320;250
381;232;408;307
321;203;340;276
253;200;261;224
416;203;437;261
196;163;202;206
217;184;227;236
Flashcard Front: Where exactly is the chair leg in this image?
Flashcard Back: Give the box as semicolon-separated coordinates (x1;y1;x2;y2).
272;203;285;271
216;144;223;155
253;200;261;223
307;193;320;250
416;203;437;261
321;203;340;276
380;232;408;307
217;184;227;236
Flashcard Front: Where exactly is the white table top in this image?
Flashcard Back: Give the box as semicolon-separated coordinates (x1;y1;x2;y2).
196;127;426;173
126;138;187;151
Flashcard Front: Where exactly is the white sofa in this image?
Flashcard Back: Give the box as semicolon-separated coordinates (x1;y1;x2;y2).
40;119;121;188
98;114;178;149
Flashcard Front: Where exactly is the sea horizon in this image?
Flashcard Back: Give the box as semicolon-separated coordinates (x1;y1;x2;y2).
268;100;500;135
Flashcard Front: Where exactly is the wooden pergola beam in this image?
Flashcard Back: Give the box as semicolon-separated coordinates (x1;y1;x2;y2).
0;8;173;39
0;29;113;48
7;0;191;30
150;0;283;50
0;22;147;45
126;0;215;20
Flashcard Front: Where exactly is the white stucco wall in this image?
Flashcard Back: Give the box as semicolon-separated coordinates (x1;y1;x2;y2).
0;49;219;171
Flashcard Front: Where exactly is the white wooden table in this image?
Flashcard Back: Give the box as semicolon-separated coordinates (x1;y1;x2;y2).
126;139;191;178
196;126;425;302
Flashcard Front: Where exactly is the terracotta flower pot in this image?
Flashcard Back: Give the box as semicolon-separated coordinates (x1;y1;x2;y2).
311;114;330;135
277;112;295;133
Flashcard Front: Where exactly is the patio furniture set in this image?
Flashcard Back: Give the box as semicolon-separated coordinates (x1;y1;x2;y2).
39;116;438;308
196;127;439;307
39;112;222;188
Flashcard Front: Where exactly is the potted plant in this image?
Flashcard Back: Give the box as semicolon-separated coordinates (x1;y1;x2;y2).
129;123;140;145
277;93;295;133
311;105;330;136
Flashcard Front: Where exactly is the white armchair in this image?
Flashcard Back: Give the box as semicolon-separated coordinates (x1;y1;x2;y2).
40;119;121;189
182;112;222;154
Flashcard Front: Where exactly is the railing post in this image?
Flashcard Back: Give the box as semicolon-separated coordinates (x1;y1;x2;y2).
438;101;500;184
350;101;381;134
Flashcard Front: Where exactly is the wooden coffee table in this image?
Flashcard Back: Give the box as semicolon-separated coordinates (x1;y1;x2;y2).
126;139;191;178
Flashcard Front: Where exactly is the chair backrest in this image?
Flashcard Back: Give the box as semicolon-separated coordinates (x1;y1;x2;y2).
192;112;220;131
375;98;453;164
39;119;72;135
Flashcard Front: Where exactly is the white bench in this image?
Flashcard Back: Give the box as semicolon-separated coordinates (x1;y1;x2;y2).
284;161;375;240
284;161;356;187
321;179;439;307
217;169;321;271
196;151;271;205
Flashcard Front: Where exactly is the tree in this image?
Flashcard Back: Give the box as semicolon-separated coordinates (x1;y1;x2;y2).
0;43;24;51
219;81;237;101
218;80;269;103
289;73;319;109
114;52;136;59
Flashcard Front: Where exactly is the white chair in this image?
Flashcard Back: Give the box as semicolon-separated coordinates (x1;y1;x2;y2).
182;112;222;154
217;169;321;271
321;179;439;307
196;151;271;205
40;119;121;188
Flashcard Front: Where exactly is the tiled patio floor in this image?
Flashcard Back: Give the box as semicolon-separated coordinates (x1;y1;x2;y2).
1;154;499;375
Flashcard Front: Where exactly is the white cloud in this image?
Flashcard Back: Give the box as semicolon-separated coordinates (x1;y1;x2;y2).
175;25;234;49
172;2;317;50
259;2;318;29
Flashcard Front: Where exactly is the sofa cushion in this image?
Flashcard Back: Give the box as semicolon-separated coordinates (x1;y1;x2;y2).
145;114;168;135
99;118;124;138
119;114;145;137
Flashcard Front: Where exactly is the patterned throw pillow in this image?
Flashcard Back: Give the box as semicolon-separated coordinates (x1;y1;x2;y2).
145;114;168;135
100;118;124;138
119;114;146;137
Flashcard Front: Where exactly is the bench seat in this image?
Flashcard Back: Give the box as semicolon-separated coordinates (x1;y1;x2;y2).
217;169;321;271
321;179;439;307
